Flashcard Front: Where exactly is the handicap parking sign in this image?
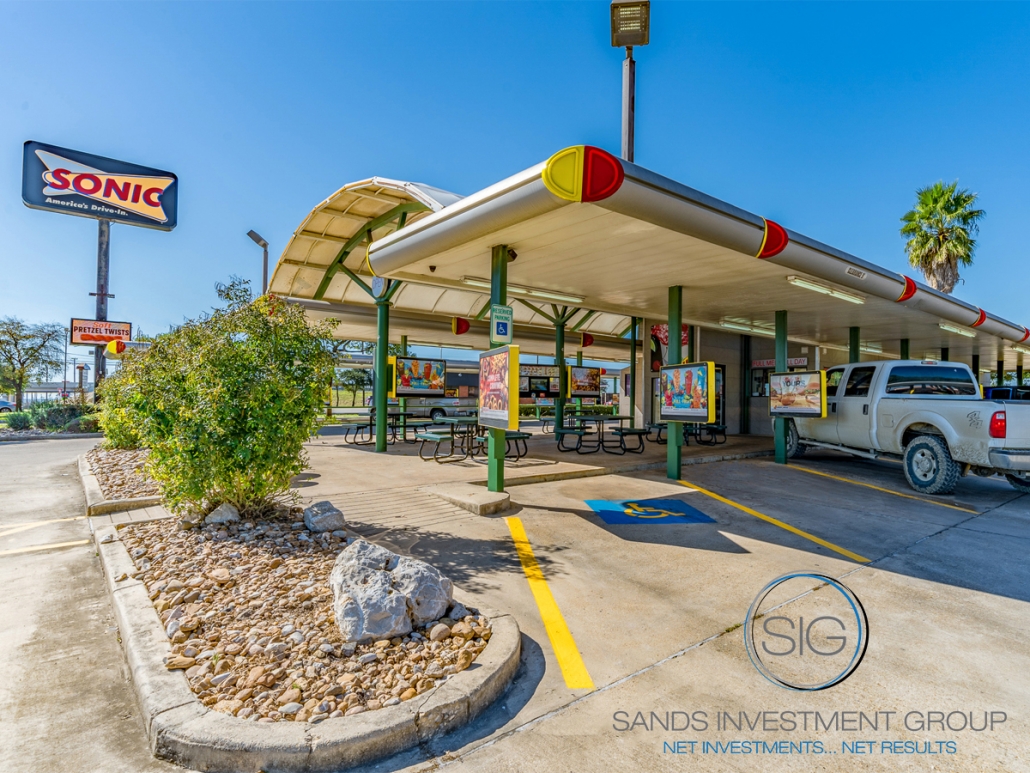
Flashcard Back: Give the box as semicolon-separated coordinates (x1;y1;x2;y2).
585;497;715;525
490;304;513;345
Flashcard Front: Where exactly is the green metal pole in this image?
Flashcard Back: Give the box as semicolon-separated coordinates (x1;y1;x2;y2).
972;354;980;385
667;286;683;480
629;317;637;428
576;350;583;411
555;322;566;437
900;338;910;360
774;310;788;464
374;298;390;452
399;335;407;436
997;359;1005;386
487;245;508;493
849;327;861;363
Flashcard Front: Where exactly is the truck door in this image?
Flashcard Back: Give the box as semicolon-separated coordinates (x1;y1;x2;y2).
798;366;845;443
837;365;877;450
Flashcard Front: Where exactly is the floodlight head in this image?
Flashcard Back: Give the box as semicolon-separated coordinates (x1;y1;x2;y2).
247;230;268;249
611;0;650;48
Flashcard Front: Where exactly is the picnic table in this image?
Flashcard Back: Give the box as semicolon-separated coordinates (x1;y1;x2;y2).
570;414;638;453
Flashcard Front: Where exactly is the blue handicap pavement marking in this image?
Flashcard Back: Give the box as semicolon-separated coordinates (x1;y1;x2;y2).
585;497;715;525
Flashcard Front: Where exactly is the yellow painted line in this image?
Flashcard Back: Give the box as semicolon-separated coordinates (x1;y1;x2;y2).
784;465;978;514
0;539;90;557
678;480;870;564
0;515;86;539
505;517;594;690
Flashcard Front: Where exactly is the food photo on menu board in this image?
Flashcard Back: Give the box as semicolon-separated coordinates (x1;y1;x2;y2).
568;366;601;397
769;371;827;418
393;357;446;396
479;345;519;430
659;362;716;423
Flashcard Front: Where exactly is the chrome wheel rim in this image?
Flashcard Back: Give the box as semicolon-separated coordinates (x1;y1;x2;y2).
912;448;938;482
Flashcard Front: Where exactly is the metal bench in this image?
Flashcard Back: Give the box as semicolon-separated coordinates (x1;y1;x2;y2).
554;428;598;454
646;422;666;445
693;423;727;446
416;432;454;462
611;427;648;454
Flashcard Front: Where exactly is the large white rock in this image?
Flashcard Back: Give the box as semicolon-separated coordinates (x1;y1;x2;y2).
303;500;346;533
204;503;240;525
329;539;453;642
392;556;452;624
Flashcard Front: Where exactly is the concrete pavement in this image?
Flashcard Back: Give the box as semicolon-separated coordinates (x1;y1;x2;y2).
0;438;174;773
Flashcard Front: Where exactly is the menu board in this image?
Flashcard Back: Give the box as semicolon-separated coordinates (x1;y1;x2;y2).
658;361;716;423
479;345;520;430
568;366;601;397
769;371;827;418
393;357;446;396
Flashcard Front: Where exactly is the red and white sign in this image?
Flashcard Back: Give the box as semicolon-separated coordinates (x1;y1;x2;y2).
70;318;131;346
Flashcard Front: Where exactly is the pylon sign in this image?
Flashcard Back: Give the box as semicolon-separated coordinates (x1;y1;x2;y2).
22;140;178;231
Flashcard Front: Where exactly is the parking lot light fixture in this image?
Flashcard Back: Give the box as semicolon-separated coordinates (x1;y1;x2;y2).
786;275;865;304
611;0;650;162
938;322;977;338
1011;345;1030;355
247;230;269;294
460;276;584;304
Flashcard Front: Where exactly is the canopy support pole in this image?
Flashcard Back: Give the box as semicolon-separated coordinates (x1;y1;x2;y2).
900;338;910;360
849;327;861;363
972;354;980;385
487;245;509;493
556;318;566;440
775;310;789;465
399;335;408;436
667;286;683;480
374;295;390;452
629;317;637;428
998;360;1005;386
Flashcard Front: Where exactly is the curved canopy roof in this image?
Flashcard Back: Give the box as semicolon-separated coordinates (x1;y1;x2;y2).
269;176;637;355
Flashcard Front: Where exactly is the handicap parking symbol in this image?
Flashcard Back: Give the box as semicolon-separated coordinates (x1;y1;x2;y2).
585;497;715;525
496;322;508;335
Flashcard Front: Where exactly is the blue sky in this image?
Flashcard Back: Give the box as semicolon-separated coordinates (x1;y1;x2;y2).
2;1;1028;366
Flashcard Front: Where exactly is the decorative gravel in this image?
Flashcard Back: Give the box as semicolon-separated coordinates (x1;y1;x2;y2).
87;447;161;499
119;516;491;723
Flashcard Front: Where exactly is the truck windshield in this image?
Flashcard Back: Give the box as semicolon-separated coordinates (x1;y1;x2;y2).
885;366;978;396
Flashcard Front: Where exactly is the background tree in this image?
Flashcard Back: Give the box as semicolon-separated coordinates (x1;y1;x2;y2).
901;181;985;294
0;318;65;410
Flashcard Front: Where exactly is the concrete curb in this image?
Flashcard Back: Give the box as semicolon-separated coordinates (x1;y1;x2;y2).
421;483;511;515
78;453;162;516
93;525;521;772
0;431;104;442
498;448;775;487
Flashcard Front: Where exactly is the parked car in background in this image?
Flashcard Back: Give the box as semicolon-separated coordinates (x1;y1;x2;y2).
789;360;1030;495
983;386;1030;401
0;399;14;413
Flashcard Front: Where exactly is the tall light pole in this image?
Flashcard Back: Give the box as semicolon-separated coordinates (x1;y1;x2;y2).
611;0;650;162
247;230;269;294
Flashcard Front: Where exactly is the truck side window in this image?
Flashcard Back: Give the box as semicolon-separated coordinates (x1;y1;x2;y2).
844;367;876;397
825;368;845;396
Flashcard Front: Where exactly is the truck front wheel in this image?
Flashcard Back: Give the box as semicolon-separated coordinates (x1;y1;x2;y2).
903;435;960;495
786;420;806;458
1005;473;1030;494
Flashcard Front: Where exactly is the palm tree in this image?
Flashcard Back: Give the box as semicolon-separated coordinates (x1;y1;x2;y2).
900;181;985;294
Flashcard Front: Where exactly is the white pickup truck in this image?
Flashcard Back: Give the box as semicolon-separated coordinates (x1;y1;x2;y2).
787;360;1030;495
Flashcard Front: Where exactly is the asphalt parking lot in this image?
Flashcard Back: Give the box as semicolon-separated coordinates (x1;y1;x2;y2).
345;449;1030;772
2;439;1027;772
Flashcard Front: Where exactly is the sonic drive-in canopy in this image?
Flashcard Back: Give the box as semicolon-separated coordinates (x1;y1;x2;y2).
363;145;1027;366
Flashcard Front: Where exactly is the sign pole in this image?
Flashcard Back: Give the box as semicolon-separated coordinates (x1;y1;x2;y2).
93;219;111;389
666;286;682;480
488;245;508;493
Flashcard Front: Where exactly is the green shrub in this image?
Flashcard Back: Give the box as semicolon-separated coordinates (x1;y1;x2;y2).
96;369;143;449
110;279;336;516
7;411;32;430
28;399;92;430
64;415;99;433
